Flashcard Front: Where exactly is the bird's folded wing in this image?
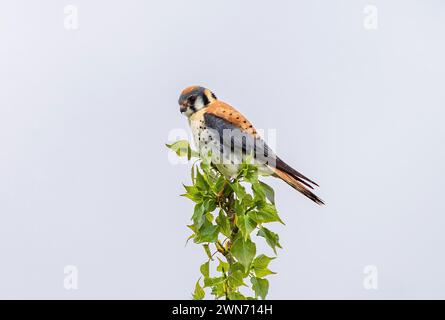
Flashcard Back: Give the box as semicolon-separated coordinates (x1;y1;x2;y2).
203;101;319;189
203;101;276;166
204;101;259;137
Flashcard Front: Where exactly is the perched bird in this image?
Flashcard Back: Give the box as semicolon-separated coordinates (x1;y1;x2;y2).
178;85;324;205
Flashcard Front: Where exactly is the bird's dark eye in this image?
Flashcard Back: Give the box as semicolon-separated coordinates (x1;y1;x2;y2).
188;95;197;104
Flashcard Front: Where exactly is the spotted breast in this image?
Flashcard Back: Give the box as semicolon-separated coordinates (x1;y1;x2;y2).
189;109;242;177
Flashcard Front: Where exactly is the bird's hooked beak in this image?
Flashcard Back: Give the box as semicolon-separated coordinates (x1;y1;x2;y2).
180;102;187;114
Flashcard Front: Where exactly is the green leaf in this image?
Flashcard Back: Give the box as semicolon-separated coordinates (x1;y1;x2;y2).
231;262;249;277
234;200;245;216
215;210;231;238
192;200;217;230
252;198;266;211
243;164;258;184
253;267;275;278
191;164;196;183
248;203;284;225
252;182;266;201
195;169;210;191
205;169;219;186
165;140;188;155
194;220;219;244
250;277;269;300
230;181;246;199
216;258;229;273
259;181;275;204
227;270;247;288
187;143;192;160
204;276;225;287
228;291;246;300
203;244;213;260
213;176;226;194
192;202;207;229
210;282;226;298
185;233;195;246
166;140;198;158
257;227;282;254
252;254;274;270
183;185;197;194
200;261;209;278
236;213;257;240
181;192;201;203
206;199;217;213
193;280;205;300
230;236;256;272
242;194;254;208
252;254;276;278
181;184;202;203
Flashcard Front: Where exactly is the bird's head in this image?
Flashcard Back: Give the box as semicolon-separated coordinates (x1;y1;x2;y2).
178;86;217;117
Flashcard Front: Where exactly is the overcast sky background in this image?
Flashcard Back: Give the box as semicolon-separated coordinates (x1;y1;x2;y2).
0;0;444;299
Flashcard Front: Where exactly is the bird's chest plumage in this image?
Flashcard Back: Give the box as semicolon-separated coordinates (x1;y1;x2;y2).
189;112;241;177
189;116;215;156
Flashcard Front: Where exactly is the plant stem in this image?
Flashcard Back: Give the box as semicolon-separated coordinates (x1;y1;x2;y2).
224;187;238;299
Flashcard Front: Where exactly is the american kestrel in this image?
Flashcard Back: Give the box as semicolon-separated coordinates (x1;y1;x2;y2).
178;85;324;205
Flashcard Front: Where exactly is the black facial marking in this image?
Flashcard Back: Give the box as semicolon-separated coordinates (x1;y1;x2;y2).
188;95;197;104
202;93;210;106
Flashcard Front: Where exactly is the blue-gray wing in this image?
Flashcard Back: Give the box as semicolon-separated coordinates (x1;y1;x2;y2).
203;112;318;189
203;113;276;167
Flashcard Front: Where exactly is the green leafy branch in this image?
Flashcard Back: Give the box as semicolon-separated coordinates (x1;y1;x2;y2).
166;140;284;300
